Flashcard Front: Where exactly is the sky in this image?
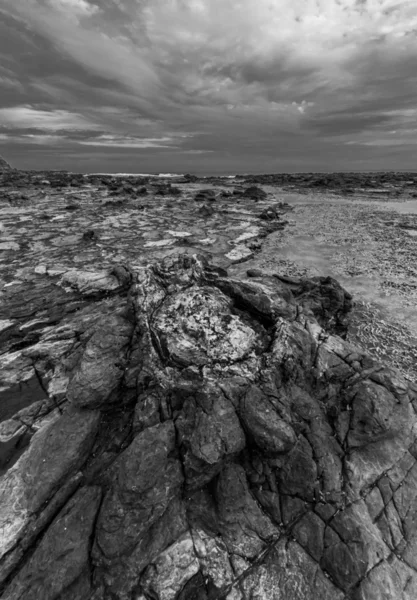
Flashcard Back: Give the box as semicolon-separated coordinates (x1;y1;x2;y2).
0;0;417;174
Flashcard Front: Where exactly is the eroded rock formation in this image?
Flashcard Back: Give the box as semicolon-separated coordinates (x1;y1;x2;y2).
1;254;417;599
0;156;12;172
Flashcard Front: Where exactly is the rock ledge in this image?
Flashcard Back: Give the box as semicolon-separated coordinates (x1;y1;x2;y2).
0;255;416;600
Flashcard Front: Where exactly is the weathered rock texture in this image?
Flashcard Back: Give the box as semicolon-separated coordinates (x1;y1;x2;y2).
1;254;417;599
0;156;12;172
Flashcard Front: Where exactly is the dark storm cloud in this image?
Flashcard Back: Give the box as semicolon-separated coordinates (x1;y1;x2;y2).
1;0;417;172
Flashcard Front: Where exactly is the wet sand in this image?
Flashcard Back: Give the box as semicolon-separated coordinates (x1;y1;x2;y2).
231;191;417;380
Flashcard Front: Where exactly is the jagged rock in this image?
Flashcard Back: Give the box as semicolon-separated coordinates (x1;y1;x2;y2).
197;203;215;217
140;533;200;600
216;463;279;558
258;204;281;220
258;202;292;220
0;408;100;561
292;276;353;337
0;155;12;172
184;174;198;183
0;254;417;599
240;385;297;455
66;310;133;408
2;485;102;600
59;268;125;295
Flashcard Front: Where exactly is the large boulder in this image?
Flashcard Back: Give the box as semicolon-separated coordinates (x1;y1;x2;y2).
1;254;417;599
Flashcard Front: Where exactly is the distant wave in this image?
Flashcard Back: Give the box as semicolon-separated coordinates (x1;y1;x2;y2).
86;172;238;178
157;173;183;177
86;172;176;177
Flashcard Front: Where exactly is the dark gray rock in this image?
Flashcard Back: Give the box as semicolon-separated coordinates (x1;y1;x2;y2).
0;254;416;599
2;486;102;600
194;189;220;202
242;186;267;201
0;155;12;172
240;385;296;455
293;275;353;337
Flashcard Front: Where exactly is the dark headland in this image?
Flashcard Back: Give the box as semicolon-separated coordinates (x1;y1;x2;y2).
1;156;417;599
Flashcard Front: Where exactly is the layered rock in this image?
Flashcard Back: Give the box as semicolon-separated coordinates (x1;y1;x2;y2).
1;255;417;599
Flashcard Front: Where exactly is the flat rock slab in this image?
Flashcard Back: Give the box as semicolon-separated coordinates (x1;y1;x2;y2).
0;175;287;293
0;242;20;251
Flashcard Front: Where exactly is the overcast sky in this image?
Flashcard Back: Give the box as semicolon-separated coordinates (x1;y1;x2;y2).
1;0;417;173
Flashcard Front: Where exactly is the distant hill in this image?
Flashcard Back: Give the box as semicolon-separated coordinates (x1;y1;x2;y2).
0;155;12;171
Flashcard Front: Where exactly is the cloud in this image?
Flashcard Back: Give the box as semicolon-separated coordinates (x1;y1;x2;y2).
0;129;205;152
78;134;176;148
0;133;67;144
0;106;99;130
0;76;24;90
346;139;417;147
1;0;417;171
48;0;99;17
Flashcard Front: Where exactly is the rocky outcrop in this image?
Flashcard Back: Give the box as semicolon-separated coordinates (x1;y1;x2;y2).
243;172;417;197
1;255;417;599
242;186;267;201
0;155;12;172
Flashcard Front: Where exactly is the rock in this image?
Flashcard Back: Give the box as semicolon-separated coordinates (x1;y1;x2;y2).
82;229;98;242
258;204;285;220
225;245;254;263
59;268;123;295
1;253;417;599
240;539;344;600
66;310;133;408
92;422;185;596
240;385;296;455
0;408;100;562
176;385;246;488
0;359;48;423
246;268;263;277
154;184;181;196
0;242;20;251
216;463;279;558
0;155;12;172
198;203;215;217
2;486;102;600
194;189;220;202
184;174;198;182
242;186;267;201
140;533;200;600
293;276;353;338
152;285;268;367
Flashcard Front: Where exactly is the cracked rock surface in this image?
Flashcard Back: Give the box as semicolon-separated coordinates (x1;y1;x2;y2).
1;253;417;599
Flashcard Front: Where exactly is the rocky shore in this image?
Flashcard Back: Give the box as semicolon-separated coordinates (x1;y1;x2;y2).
1;164;417;599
